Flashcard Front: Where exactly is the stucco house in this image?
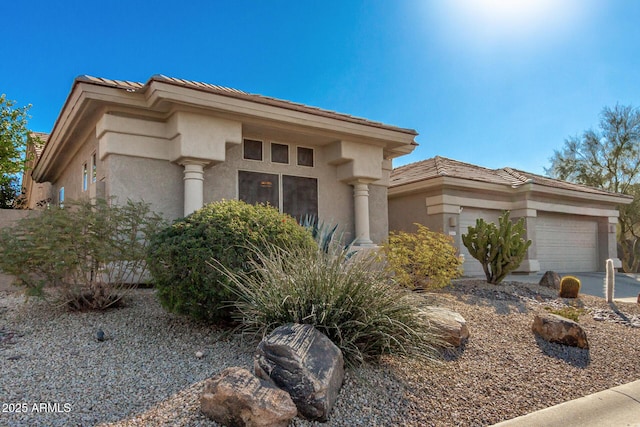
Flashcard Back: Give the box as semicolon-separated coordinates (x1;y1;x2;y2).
29;75;418;246
389;156;632;274
25;75;631;274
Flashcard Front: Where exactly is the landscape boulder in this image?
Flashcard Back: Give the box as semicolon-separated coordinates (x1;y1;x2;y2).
539;271;561;290
425;307;470;347
532;313;589;349
255;323;344;421
200;366;297;427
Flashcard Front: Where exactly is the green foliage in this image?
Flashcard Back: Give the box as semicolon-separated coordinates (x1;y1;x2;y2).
0;95;40;208
0;198;165;310
0;95;31;176
382;224;462;290
546;104;640;272
212;241;446;367
543;306;585;322
461;211;532;284
559;275;581;299
146;200;315;323
0;175;22;209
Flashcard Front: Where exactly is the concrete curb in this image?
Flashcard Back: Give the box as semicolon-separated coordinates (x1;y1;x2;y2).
491;379;640;427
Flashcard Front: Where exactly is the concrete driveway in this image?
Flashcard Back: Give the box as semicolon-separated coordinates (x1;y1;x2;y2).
504;272;640;301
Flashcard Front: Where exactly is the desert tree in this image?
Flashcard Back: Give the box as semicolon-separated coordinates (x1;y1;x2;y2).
0;94;38;208
546;104;640;271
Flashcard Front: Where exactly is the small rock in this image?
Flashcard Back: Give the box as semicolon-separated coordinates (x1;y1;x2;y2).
539;271;561;290
425;307;470;347
532;313;589;349
195;351;204;359
255;323;344;422
96;328;105;342
201;366;297;427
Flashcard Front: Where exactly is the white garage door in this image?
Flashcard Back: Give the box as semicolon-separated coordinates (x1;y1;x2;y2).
459;208;502;276
537;214;598;272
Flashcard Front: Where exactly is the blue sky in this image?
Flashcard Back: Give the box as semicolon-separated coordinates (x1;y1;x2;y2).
2;0;639;175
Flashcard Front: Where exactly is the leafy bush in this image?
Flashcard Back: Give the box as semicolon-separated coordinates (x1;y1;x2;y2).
213;241;447;367
0;198;164;309
382;224;462;290
146;200;315;323
461;211;532;284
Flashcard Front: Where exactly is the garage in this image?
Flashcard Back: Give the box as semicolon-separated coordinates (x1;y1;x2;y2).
537;213;599;272
389;156;628;276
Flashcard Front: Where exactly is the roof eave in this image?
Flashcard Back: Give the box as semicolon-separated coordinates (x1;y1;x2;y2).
389;175;632;206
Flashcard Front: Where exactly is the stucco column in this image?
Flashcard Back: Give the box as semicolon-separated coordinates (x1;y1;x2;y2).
182;161;205;216
352;182;374;246
512;209;540;274
599;217;621;269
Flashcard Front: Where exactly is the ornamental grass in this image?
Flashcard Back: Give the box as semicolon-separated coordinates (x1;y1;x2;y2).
212;241;447;367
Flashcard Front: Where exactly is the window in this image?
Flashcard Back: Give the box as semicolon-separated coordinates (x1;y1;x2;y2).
238;171;318;222
243;139;263;161
58;187;65;207
82;163;88;191
91;153;97;183
271;143;289;164
238;171;279;208
283;175;318;221
297;147;314;167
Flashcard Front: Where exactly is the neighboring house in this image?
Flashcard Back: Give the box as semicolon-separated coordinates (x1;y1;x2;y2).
389;156;633;274
21;132;51;209
29;75;418;246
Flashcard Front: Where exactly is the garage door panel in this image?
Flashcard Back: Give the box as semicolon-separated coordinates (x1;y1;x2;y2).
460;210;599;275
537;214;598;272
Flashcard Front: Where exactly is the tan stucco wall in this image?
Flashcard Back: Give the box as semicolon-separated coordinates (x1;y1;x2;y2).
205;140;357;239
100;139;380;243
389;192;429;233
104;154;184;220
369;183;389;244
52;133;102;204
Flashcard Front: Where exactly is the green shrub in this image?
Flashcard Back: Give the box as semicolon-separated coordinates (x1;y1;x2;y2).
0;198;165;310
461;211;532;284
146;200;315;323
544;306;585;322
382;224;462;290
213;241;447;367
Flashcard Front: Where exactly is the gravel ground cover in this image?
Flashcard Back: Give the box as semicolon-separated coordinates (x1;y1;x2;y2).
1;280;639;427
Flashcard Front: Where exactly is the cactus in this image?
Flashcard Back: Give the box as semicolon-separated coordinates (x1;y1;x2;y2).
461;211;532;284
604;258;615;302
559;275;581;298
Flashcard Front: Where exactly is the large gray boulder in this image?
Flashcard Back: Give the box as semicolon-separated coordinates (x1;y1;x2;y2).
255;323;344;421
532;313;589;349
200;366;297;427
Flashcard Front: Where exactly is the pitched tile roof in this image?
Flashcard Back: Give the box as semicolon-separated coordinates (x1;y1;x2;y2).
76;75;418;136
391;156;631;198
29;132;49;158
